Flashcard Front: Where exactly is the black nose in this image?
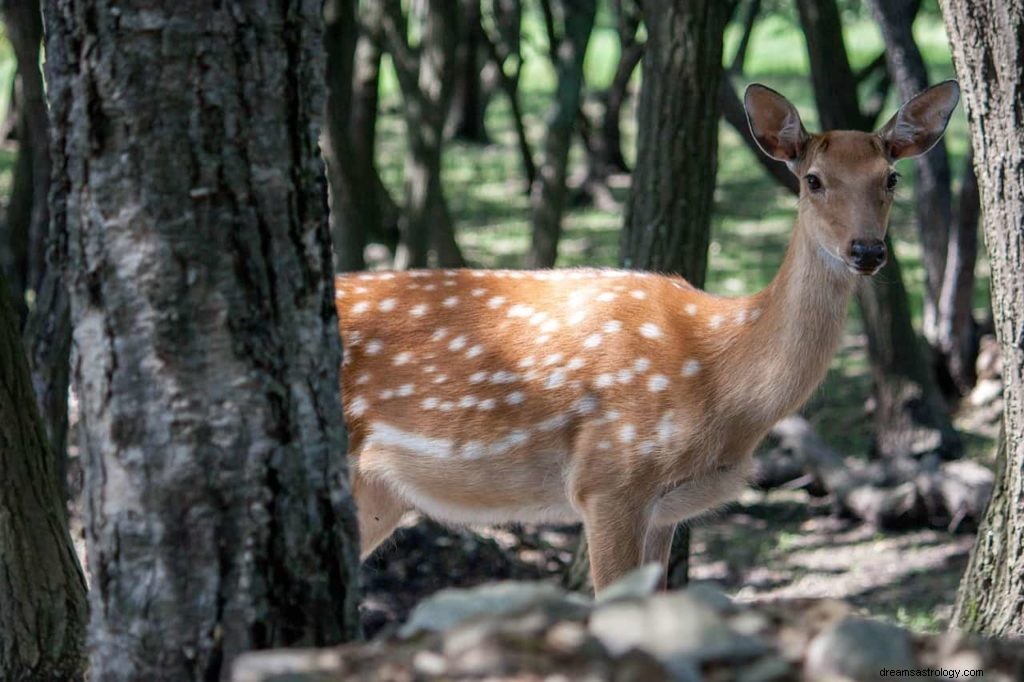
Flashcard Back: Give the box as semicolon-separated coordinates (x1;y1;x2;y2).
849;239;887;271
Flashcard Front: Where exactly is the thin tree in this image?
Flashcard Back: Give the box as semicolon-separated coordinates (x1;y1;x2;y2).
44;2;360;678
795;0;960;459
525;0;596;268
867;0;981;396
942;0;1024;637
382;0;466;268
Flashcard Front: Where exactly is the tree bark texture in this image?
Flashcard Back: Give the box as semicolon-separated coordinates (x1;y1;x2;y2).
383;0;466;269
525;0;596;269
0;267;87;682
620;0;735;281
942;0;1024;637
796;0;959;459
1;0;49;313
45;2;361;679
868;0;979;396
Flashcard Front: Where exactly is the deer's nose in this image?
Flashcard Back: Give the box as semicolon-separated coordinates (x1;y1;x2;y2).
849;239;887;272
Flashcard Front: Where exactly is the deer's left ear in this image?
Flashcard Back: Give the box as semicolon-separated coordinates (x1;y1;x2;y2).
877;80;960;160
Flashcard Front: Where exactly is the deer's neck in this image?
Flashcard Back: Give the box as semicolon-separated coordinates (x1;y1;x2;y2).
721;215;857;425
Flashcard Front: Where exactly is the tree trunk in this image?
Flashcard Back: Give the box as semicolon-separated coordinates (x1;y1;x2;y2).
2;121;31;323
525;0;596;269
622;0;736;589
942;0;1024;637
324;0;366;272
937;150;980;394
384;0;465;269
868;0;978;396
601;0;643;174
797;0;959;459
2;0;49;305
452;0;489;143
0;267;87;682
45;2;361;679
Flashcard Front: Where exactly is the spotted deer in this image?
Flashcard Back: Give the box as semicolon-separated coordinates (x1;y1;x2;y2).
336;81;960;592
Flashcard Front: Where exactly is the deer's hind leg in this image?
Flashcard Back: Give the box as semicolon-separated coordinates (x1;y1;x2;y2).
352;462;410;560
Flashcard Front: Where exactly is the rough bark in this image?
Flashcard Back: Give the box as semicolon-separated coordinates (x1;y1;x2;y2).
601;0;643;174
383;0;466;269
1;0;49;310
524;0;596;269
943;0;1024;637
796;0;960;460
868;0;979;396
45;1;360;679
0;266;87;682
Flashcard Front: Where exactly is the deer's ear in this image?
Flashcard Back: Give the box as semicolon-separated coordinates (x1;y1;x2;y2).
744;84;809;165
877;80;960;160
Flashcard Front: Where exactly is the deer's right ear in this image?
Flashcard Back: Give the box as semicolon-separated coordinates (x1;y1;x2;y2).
744;84;809;165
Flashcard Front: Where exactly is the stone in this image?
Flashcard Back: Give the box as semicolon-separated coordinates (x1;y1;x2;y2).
805;616;916;681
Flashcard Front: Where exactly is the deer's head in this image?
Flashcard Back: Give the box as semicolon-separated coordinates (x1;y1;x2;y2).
744;81;960;276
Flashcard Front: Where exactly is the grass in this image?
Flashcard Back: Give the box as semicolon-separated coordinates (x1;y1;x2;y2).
374;6;991;459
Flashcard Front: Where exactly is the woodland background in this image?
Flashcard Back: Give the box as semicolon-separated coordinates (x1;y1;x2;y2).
0;0;1022;680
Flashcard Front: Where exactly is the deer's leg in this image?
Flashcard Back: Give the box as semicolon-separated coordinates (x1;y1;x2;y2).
352;467;409;560
642;523;676;590
581;493;652;592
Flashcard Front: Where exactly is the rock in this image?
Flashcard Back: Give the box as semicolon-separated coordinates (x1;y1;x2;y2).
590;590;767;679
399;580;587;638
595;563;664;604
842;481;923;528
805;617;916;681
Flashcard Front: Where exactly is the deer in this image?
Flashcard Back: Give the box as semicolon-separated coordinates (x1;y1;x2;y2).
335;81;960;593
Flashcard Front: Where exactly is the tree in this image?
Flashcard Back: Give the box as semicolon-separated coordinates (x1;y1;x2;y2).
525;0;596;268
942;0;1024;637
382;0;466;268
44;1;360;678
0;0;49;325
0;268;87;682
795;0;960;459
867;0;981;396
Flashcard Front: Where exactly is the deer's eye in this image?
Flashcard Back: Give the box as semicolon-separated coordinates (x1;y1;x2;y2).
805;174;823;192
886;172;900;191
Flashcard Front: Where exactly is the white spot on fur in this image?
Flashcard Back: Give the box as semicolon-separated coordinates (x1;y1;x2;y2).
631;290;647;300
539;413;569;431
490;370;519;384
439;401;455;412
432;375;448;384
356;373;371;385
543;353;563;366
349;396;368;416
471;288;486;296
566;357;586;371
487;296;506;309
567;310;587;325
734;309;748;324
634;358;651;373
583;333;603;349
594;373;615;388
466;344;484;359
448;335;467;351
681;360;701;377
508;304;533;318
638;440;656;455
393;352;413;366
421;397;439;409
379;389;395;400
397;384;415;397
410;304;428;317
618;423;637;443
539;319;560;333
365;340;384;355
597;292;616;302
709;314;724;329
750;309;762;321
603;320;622;333
617;369;634;384
430;328;448;342
684;303;698;316
469;371;488;384
378;298;397;312
458;395;478;409
647;374;669;392
351;301;370;314
369;422;452;459
477;398;497;411
639;323;662;339
545;370;567;389
506;391;524;405
442;296;459;308
518;356;536;368
598;440;612;451
572;395;598;414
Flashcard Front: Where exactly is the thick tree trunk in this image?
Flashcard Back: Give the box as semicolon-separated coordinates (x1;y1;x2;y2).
868;0;978;396
0;268;87;682
2;123;31;323
384;0;465;269
621;0;736;589
45;2;361;679
452;0;489;143
797;0;959;459
942;0;1024;637
525;0;596;269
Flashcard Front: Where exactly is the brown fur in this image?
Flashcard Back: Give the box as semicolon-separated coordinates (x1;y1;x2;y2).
336;82;958;592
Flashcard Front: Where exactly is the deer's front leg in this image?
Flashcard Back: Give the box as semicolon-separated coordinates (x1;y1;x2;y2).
642;523;676;590
581;492;654;592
